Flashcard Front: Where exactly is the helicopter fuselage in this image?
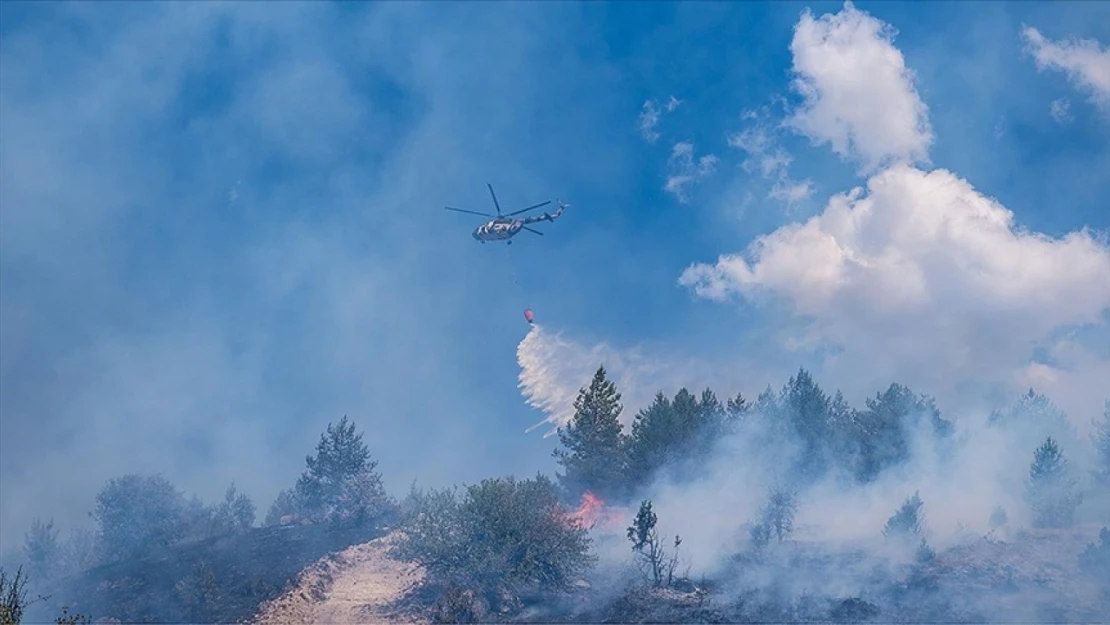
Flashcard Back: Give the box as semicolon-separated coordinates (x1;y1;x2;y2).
473;218;522;242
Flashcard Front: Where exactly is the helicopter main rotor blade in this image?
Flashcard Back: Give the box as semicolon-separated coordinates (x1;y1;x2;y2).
444;206;493;217
506;200;551;217
522;226;544;235
487;183;503;217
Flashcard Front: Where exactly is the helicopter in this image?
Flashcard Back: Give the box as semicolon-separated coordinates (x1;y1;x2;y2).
444;183;568;245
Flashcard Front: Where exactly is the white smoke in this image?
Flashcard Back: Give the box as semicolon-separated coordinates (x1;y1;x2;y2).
636;396;1103;580
516;323;709;437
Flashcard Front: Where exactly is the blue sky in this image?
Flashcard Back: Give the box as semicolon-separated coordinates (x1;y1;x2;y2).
1;1;1108;551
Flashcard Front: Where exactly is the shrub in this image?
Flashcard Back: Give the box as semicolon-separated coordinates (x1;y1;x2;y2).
92;474;189;562
0;567;89;625
391;474;595;612
1;566;30;625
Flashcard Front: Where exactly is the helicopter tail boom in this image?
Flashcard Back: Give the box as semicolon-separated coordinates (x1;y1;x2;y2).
529;199;568;224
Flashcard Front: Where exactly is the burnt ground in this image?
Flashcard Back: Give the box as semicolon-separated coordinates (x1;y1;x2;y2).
904;525;1110;623
512;525;1110;624
24;521;391;624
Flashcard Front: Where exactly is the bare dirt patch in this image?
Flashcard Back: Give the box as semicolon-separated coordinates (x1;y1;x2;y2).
253;532;427;624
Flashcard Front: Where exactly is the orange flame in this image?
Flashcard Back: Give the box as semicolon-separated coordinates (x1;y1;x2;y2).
568;491;625;530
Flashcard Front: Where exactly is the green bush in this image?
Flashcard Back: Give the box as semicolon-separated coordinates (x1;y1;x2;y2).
391;474;595;613
92;474;191;562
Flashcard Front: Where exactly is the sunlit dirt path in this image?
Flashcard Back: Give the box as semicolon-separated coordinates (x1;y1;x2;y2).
252;532;428;624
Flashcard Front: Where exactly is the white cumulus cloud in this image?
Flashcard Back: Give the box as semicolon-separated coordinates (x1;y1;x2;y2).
787;1;933;174
1022;26;1110;110
679;2;1110;424
680;163;1110;423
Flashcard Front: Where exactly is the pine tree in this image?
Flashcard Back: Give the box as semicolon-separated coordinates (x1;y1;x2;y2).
784;369;832;482
694;388;727;453
1025;436;1082;528
826;390;863;478
670;388;702;465
301;415;371;494
748;384;791;448
291;415;390;523
857;384;926;481
625;387;732;488
725;392;750;424
625;392;676;488
553;366;628;501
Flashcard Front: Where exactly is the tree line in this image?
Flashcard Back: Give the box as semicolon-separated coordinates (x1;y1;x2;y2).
554;366;960;505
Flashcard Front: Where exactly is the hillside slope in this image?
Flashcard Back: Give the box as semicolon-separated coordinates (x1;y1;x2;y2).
26;522;389;624
23;521;1106;624
252;532;427;625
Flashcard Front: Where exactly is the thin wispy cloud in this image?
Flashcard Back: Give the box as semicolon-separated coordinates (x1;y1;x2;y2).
729;106;814;209
1022;26;1110;111
639;96;682;143
1051;98;1074;124
664;141;718;203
